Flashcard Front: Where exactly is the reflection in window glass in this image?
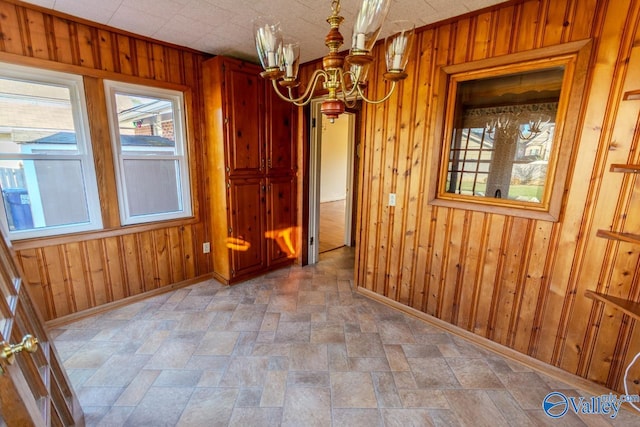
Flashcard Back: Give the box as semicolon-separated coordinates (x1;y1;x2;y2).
445;67;563;204
0;65;101;238
105;81;191;225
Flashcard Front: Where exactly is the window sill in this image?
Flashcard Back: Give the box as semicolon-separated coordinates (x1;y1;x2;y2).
428;196;559;222
12;216;199;250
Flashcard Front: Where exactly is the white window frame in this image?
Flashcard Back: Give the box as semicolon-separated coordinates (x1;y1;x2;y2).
0;62;102;239
104;80;192;225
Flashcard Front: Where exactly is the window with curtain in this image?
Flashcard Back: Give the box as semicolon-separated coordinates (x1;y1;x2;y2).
430;39;593;221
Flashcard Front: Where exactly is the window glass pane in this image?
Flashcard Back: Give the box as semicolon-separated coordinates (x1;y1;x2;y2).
444;67;563;203
0;65;101;239
114;93;177;155
0;79;79;153
0;159;90;231
106;80;191;225
123;159;181;217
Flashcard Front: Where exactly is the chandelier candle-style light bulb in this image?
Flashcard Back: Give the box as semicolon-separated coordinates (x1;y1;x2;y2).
254;0;413;121
351;0;391;56
282;41;300;80
254;18;282;71
385;21;415;74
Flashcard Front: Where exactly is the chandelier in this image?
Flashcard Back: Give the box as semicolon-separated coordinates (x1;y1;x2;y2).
253;0;415;122
485;114;550;142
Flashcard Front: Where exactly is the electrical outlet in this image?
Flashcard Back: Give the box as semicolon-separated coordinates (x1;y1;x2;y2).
203;242;211;253
389;193;396;206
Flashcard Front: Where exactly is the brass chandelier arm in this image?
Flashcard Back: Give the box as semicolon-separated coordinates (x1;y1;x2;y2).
356;80;398;104
338;69;361;99
270;69;328;107
335;69;360;108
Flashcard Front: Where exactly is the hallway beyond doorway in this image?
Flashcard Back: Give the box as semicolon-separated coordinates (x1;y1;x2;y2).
319;199;346;253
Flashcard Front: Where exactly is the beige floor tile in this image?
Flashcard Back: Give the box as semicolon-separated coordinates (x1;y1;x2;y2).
153;369;202;387
260;370;287;407
290;343;329;371
348;357;391;372
194;330;240;356
218;356;270;387
287;371;331;387
487;389;538;427
331;371;378;408
145;339;199;369
95;406;135;427
446;357;504;389
345;332;386;357
228;407;283;427
53;248;629;426
114;369;160;406
378;320;416;344
442;389;510;426
123;386;192;426
311;323;346;343
333;408;383;427
84;354;150;387
381;408;436;427
384;344;411;372
275;321;310;342
398;389;451;409
408;357;461;389
282;387;331;426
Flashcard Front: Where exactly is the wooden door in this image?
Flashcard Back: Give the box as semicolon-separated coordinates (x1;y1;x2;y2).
0;229;83;426
266;89;296;175
224;60;265;176
228;177;267;279
266;175;297;267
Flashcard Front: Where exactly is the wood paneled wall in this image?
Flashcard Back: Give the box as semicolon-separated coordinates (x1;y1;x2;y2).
342;0;640;393
0;0;212;320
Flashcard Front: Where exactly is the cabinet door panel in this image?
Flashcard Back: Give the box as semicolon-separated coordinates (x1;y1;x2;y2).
226;64;264;175
266;175;296;266
266;90;296;175
229;177;266;277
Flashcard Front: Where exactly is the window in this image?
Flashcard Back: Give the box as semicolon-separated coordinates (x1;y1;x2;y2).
104;81;192;225
0;63;102;239
429;40;592;221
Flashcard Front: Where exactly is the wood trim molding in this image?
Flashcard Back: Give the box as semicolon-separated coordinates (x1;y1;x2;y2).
356;285;618;399
0;0;206;56
45;273;213;328
0;51;194;92
427;39;593;222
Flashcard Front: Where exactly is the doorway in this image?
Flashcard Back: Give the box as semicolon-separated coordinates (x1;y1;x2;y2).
307;98;358;265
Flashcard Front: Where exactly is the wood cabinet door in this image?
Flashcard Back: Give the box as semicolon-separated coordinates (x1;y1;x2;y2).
266;89;296;175
266;175;297;266
224;61;265;176
0;229;83;426
228;177;267;278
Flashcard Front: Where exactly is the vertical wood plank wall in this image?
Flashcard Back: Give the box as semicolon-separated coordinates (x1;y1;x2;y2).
343;0;640;392
0;0;211;321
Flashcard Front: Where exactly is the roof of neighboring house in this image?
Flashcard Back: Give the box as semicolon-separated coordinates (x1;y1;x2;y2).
28;131;174;147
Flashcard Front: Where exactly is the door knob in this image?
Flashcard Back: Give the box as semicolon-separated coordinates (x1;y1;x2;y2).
1;334;38;365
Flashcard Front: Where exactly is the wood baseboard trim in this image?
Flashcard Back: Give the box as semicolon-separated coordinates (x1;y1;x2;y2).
45;274;214;328
356;286;615;398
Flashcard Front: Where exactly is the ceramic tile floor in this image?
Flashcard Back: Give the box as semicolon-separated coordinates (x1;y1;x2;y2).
50;248;640;426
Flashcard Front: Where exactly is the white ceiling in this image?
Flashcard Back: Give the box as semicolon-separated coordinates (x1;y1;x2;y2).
21;0;507;63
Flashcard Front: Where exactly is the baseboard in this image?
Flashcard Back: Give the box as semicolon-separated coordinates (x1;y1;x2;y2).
45;274;213;328
356;285;616;398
